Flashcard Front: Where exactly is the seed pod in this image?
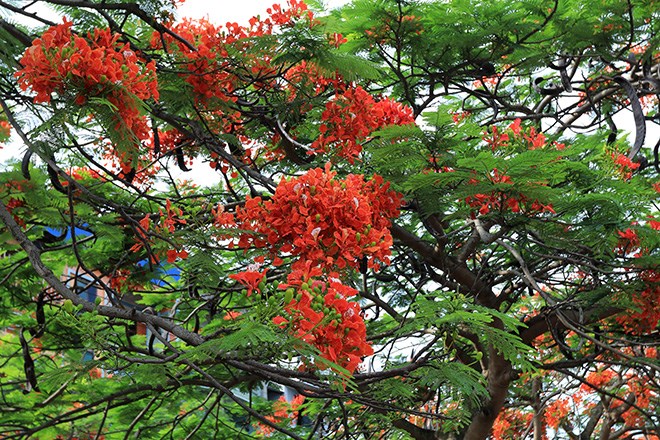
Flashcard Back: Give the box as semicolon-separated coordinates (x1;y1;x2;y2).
19;330;39;393
32;292;45;338
359;256;368;274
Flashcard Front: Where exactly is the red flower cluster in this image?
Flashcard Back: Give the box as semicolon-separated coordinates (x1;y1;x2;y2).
618;374;655;427
521;126;547;150
283;60;340;98
616;269;660;332
2;179;32;228
610;152;640;180
575;364;657;431
481;119;566;153
508;119;548;150
254;394;305;436
108;268;144;295
273;265;373;374
166;248;189;263
544;398;571;430
155;18;237;103
128;199;188;264
491;118;564;151
144;128;187;155
491;407;533;440
451;111;470;124
160;199;187;234
464;168;555;216
328;32;347;48
16;20;158;143
482;125;509;151
649;216;660;231
66;167;101;181
264;0;314;28
0;119;10;144
155;1;315;103
312;85;415;161
616;227;641;254
4;197;26;228
455;120;567;217
214;164;402;273
613;225;660;332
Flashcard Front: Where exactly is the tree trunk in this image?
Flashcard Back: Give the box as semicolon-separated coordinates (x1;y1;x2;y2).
462;348;513;440
532;377;544;440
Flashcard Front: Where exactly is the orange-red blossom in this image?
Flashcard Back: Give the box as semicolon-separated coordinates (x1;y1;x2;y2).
273;263;373;375
214;163;402;273
15;20;158;143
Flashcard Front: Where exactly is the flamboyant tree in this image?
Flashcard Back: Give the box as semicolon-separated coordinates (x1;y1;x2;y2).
0;0;659;439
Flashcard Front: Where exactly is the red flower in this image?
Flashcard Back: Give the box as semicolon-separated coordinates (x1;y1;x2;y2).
614;267;660;332
223;310;242;320
617;228;639;245
545;398;570;429
0;120;10;142
508;118;522;136
328;32;347;48
452;111;470;124
166;249;188;263
465;169;554;217
154;1;316;106
229;269;268;296
649;218;660;231
483;126;509;151
611;152;640;180
523;126;546;149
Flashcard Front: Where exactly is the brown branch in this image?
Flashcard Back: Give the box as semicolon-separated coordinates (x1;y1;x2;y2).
0;17;33;46
0;1;57;28
41;0;197;51
391;224;495;307
392;418;438;440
